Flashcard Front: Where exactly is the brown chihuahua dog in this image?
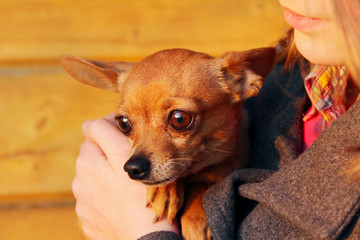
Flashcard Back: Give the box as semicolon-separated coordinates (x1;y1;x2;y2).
60;47;275;239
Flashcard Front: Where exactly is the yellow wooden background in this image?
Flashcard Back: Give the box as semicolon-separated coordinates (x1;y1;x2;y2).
0;0;288;239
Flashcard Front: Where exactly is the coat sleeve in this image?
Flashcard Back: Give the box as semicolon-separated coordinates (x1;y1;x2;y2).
138;231;182;240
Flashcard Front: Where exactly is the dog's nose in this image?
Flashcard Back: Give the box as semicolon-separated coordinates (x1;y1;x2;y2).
123;155;150;180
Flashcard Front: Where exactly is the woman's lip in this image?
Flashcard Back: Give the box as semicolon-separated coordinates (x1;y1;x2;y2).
283;8;323;31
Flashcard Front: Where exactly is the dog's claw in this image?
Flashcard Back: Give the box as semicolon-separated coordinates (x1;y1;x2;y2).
146;181;184;225
167;216;174;225
153;216;160;223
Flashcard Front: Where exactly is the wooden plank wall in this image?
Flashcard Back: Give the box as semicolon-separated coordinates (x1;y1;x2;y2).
0;0;288;239
1;0;288;62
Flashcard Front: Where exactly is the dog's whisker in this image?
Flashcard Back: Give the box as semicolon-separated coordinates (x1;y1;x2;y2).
170;157;203;163
205;146;234;154
158;173;177;185
170;162;188;168
169;157;192;161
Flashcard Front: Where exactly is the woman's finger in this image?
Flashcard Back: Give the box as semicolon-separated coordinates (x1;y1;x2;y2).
82;118;131;169
77;140;108;171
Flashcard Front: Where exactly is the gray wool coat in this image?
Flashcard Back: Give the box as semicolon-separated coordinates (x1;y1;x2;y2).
140;62;360;240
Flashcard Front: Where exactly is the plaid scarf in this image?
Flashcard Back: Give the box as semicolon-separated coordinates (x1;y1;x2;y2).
304;65;348;123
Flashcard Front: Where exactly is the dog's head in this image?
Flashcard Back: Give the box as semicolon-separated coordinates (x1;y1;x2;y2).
60;48;275;186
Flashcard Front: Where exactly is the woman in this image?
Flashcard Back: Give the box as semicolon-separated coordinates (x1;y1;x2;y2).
72;0;360;239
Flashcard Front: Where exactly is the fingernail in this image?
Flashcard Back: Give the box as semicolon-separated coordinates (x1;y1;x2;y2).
104;113;116;123
82;120;94;135
167;217;174;225
153;216;160;223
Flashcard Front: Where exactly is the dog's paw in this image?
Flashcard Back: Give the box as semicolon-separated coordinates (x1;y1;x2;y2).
146;181;184;224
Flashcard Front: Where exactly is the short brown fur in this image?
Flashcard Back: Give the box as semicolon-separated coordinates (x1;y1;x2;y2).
60;48;275;239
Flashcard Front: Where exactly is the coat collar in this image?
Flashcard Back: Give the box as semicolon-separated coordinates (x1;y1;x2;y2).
240;100;360;239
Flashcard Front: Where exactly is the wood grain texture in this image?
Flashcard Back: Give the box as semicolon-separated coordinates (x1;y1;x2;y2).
0;0;288;62
0;65;118;195
0;205;83;240
0;1;288;238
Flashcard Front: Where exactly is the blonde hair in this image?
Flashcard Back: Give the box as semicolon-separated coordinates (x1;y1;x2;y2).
333;0;360;180
275;28;309;77
333;0;360;85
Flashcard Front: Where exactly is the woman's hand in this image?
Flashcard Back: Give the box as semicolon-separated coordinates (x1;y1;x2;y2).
72;115;179;240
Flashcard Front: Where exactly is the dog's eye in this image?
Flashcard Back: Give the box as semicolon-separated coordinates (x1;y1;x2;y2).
115;116;132;134
169;110;192;130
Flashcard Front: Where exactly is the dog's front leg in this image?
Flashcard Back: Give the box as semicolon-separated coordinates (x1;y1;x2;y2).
146;180;184;224
181;183;212;240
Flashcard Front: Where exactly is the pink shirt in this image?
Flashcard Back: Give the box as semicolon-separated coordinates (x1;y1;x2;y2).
302;66;347;151
303;105;329;151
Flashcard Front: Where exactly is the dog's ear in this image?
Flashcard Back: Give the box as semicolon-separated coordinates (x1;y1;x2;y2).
60;54;136;92
219;47;276;102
